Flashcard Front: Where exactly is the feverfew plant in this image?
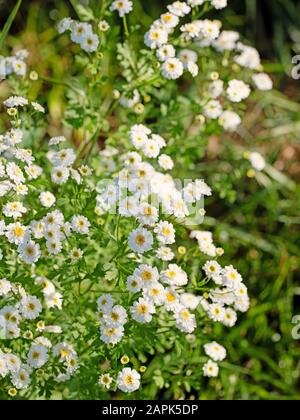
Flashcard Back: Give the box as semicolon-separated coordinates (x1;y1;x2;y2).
0;0;273;399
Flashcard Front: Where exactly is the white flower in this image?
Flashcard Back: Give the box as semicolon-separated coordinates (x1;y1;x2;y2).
249;152;266;171
138;203;159;226
18;241;41;264
3;96;28;108
160;13;179;29
97;294;114;312
154;221;175;244
219;110;241;132
25;164;43;179
3;201;27;219
27;345;49;368
223;308;237;327
110;0;133;17
49;136;66;146
6;162;25;184
161;58;184;80
100;325;124;345
211;0;227;9
203;360;219;377
12;59;26;76
128;227;153;254
161;264;188;286
222;265;243;289
142;139;161;159
213;30;239;51
252;73;273;91
187;61;199;77
235;43;261;70
5;222;27;245
99;373;113;389
202;260;222;284
0;278;12;296
143;282;165;305
4;128;23;146
208;80;224;98
130;298;155;323
31;101;45;113
72;215;90;234
126;275;142;293
39;191;56;208
20;296;42;320
180;293;200;310
104;305;128;327
227;79;251;103
70;22;93;44
117;367;140;393
80;33;99;52
11;366;31;389
98;20;110;32
51;166;70;184
156;246;175;261
180;22;201;39
134;264;159;288
158;154;174;170
45;292;63;310
120;89;140;108
57;17;73;33
208;303;225;322
187;0;205;6
203;100;222;119
174;307;197;333
204;341;227;361
167;1;191;17
199;19;220;40
144;28;168;49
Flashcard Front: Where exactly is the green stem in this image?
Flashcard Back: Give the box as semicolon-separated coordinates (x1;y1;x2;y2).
123;15;129;37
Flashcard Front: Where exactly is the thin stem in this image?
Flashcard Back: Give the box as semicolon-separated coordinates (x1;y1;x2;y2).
123;15;129;37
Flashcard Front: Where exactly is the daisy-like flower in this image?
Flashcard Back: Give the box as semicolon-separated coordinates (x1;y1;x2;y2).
249;152;266;171
99;373;113;389
70;247;83;261
70;22;93;44
158;154;174;170
49;136;66;146
117;367;140;393
80;33;99;53
203;100;223;119
39;192;56;208
156;246;175;261
31;102;45;113
6;162;25;184
161;263;188;286
3;202;27;219
4;128;23;146
98;20;110;32
174;307;197;333
51;166;70;184
97;294;114;312
57;17;73;34
202;260;222;284
143;282;165;305
104;305;128;327
11;366;31;389
156;44;176;62
161;58;184;80
252;73;273;91
72;215;90;234
134;264;159;288
0;278;12;296
222;265;243;289
27;344;49;368
126;274;142;293
138;203;159;226
130;298;155;323
227;79;251;103
167;1;191;17
100;325;124;345
204;341;227;362
154;221;175;244
160;13;179;29
219;110;241;132
25;164;43;180
144;27;168;49
3;96;28;108
110;0;133;17
208;303;225;322
128;227;153;254
223;308;237;327
211;0;227;9
18;241;41;264
203;360;219;377
20;296;42;320
3;223;26;246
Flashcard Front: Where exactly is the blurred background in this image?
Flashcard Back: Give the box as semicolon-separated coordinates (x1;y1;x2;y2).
1;0;300;400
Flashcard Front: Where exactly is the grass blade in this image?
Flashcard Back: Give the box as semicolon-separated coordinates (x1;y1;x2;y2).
0;0;23;50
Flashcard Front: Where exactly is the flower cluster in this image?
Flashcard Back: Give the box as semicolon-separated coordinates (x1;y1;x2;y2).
0;50;28;79
58;18;99;52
